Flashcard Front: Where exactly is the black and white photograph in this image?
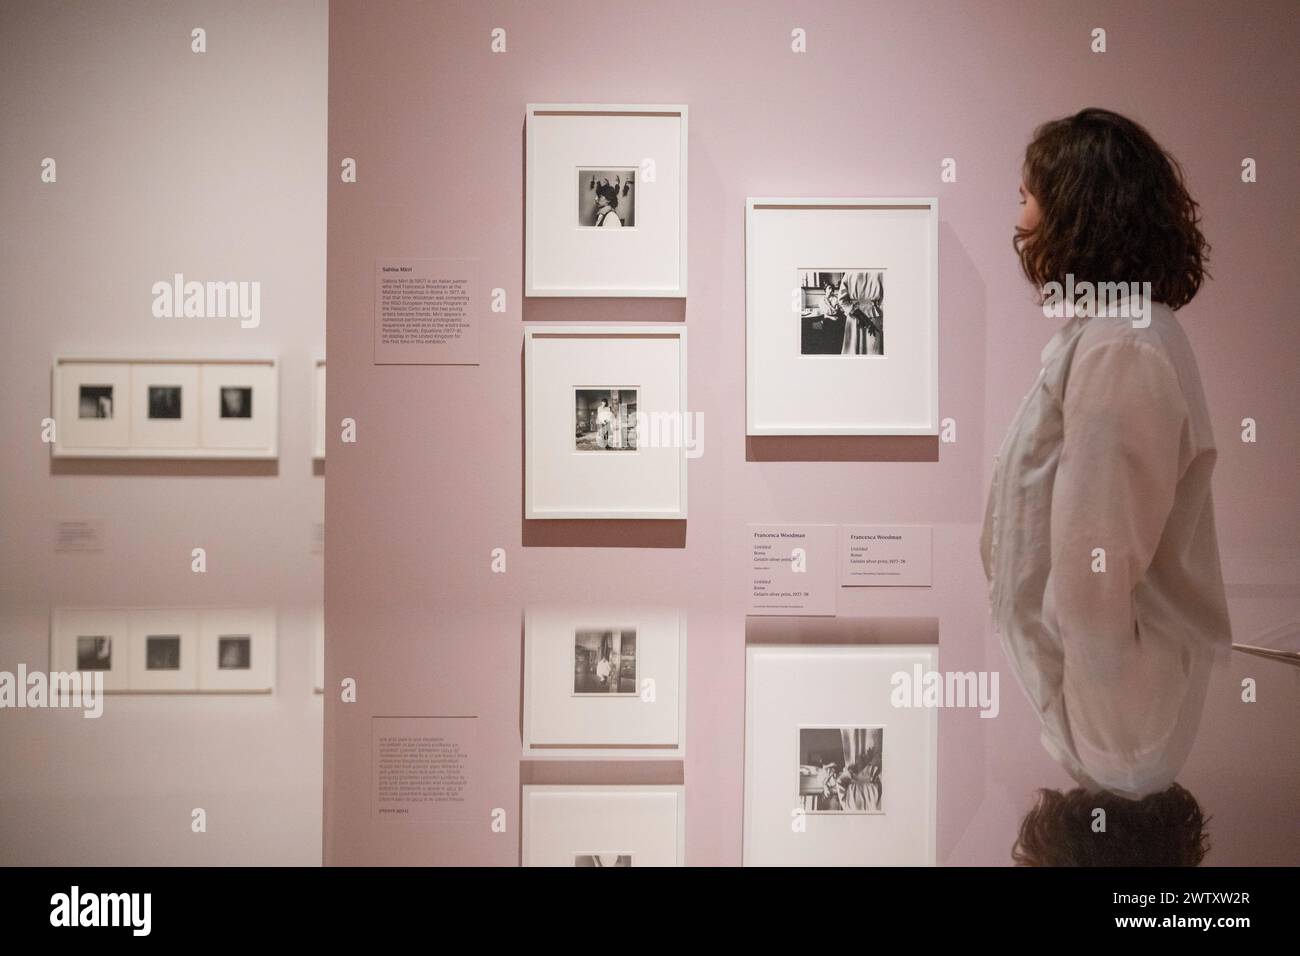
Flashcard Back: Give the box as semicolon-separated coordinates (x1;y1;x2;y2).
578;168;636;229
145;635;182;671
147;385;182;419
78;384;114;419
220;386;253;419
573;629;637;695
798;269;885;356
574;388;637;451
218;635;252;670
76;636;112;671
798;726;884;813
574;853;633;867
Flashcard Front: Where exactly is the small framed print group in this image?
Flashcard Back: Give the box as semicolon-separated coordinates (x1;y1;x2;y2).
50;607;276;693
522;606;686;758
524;326;687;519
525;104;688;298
52;357;279;458
744;644;938;866
522;786;685;867
746;198;939;435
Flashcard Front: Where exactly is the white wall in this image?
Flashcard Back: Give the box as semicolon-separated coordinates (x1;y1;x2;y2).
0;0;327;865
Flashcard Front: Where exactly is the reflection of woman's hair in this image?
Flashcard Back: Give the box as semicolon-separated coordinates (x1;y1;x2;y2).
1014;107;1208;309
1012;784;1209;866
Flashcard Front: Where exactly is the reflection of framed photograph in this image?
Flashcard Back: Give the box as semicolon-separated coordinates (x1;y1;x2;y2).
525;326;687;520
573;853;633;867
50;608;131;691
131;363;200;450
53;361;132;452
798;726;884;814
197;608;276;692
746;199;938;435
199;362;278;457
522;786;685;867
526;104;687;297
313;359;326;461
744;644;937;866
524;607;684;758
128;609;199;692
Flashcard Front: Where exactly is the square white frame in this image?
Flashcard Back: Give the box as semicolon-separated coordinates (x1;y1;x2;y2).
130;363;201;451
199;362;278;457
312;359;326;461
53;362;132;452
521;785;686;867
743;644;938;866
522;606;686;759
52;357;279;459
50;608;131;692
198;608;277;693
525;104;688;297
128;609;200;692
745;198;939;435
524;325;688;519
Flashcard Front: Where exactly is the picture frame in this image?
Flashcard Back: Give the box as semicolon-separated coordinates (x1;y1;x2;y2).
196;608;277;693
522;606;686;759
525;104;688;298
743;644;938;866
50;608;131;692
127;609;200;692
312;358;326;461
52;357;279;459
745;198;939;435
521;785;686;867
524;325;688;519
312;606;325;694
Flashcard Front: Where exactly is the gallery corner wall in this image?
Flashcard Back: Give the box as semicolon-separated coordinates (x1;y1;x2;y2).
0;0;328;865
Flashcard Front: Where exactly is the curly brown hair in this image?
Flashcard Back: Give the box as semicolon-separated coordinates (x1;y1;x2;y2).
1015;108;1209;310
1012;784;1210;867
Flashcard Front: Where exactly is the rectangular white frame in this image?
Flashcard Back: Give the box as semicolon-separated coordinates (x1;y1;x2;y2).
312;358;326;460
199;362;278;455
743;644;938;866
525;104;688;298
312;606;325;694
521;785;686;867
52;357;279;459
524;325;688;519
522;606;686;759
50;608;131;692
128;609;200;692
198;608;276;693
745;198;939;435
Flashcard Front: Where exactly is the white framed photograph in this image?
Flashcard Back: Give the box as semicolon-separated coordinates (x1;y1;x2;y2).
312;358;326;461
50;608;131;692
312;606;324;694
127;609;200;692
198;361;278;457
744;644;938;866
130;363;200;451
746;198;939;435
521;786;685;867
525;104;687;297
197;608;276;693
522;606;685;758
524;325;687;519
52;361;132;453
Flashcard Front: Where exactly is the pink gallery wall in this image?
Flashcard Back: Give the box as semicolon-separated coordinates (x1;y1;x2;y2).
325;0;1300;865
0;1;327;865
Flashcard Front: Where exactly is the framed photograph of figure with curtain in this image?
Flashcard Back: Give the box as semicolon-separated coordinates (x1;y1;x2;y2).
745;198;939;435
743;644;938;866
525;104;688;297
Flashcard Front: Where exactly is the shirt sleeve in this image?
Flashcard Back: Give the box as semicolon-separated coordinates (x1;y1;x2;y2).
1046;335;1190;792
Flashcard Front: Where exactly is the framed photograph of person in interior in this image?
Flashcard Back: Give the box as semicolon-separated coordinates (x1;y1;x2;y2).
49;608;131;692
127;609;200;692
744;644;937;866
51;360;132;454
525;104;687;297
196;607;276;693
522;606;685;759
198;360;278;458
745;199;938;435
521;786;685;867
524;326;687;519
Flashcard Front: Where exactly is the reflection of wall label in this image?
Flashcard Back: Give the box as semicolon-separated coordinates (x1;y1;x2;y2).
839;525;932;587
54;520;105;553
748;524;836;616
374;258;479;365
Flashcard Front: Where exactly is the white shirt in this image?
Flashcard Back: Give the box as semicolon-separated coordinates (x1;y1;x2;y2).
981;300;1231;798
